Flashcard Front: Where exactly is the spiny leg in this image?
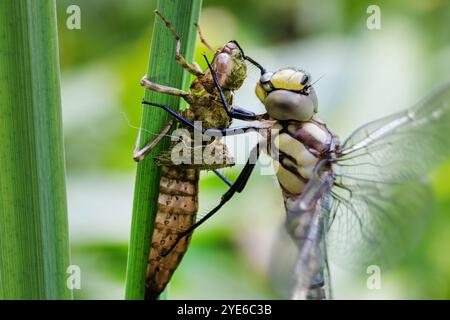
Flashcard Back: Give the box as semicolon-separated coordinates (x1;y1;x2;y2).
154;10;203;76
203;54;268;121
140;75;189;98
204;125;271;137
232;105;269;121
133;120;173;162
194;22;215;54
213;168;251;191
213;169;232;187
142;100;270;137
160;142;263;257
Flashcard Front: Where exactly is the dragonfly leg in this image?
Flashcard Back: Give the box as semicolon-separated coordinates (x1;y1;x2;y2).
141;100;204;131
155;10;204;77
228;40;267;75
160;142;263;257
212;169;233;188
133;121;173;162
140;75;190;98
142;100;270;138
203;54;268;121
231;105;269;121
194;22;215;54
203;125;271;137
212;168;250;191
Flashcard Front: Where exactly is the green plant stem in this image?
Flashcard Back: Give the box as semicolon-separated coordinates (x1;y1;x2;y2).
125;0;202;299
0;0;71;299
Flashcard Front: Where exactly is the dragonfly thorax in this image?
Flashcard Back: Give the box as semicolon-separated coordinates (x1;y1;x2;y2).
271;119;334;195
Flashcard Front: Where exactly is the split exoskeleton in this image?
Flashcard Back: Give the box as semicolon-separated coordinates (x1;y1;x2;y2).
134;10;269;300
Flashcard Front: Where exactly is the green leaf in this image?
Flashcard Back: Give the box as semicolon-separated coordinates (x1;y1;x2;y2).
0;0;71;299
125;0;203;299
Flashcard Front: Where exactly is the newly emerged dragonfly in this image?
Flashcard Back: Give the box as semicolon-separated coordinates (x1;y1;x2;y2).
134;11;267;299
156;54;450;299
215;66;450;299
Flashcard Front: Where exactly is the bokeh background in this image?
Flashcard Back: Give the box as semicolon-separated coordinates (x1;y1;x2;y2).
56;0;450;299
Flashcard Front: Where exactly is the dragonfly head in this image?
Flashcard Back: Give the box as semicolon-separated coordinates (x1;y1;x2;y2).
255;68;318;121
206;41;247;92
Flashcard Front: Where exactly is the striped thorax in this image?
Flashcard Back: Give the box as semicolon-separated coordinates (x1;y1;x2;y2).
271;120;333;195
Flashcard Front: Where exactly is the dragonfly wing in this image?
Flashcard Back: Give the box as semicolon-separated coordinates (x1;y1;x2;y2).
267;225;299;299
326;83;450;270
320;191;334;299
337;81;450;183
327;178;433;271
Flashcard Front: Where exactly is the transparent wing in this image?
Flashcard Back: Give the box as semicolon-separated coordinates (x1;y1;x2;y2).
326;82;450;270
267;225;299;299
337;81;450;183
327;178;433;271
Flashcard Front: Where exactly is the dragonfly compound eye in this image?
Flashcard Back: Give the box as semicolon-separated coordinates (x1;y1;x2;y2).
264;88;318;121
271;69;310;91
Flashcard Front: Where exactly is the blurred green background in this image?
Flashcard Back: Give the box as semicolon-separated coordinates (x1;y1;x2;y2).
56;0;450;299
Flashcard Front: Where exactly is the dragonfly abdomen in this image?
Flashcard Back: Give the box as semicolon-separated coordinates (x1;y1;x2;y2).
145;165;200;299
284;195;327;300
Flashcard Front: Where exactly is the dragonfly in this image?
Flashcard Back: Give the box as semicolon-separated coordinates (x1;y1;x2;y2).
158;52;450;298
133;10;267;300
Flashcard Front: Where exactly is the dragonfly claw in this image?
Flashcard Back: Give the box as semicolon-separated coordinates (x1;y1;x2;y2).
159;235;183;257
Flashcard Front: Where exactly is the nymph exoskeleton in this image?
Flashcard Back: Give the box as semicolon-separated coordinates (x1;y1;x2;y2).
133;10;268;300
